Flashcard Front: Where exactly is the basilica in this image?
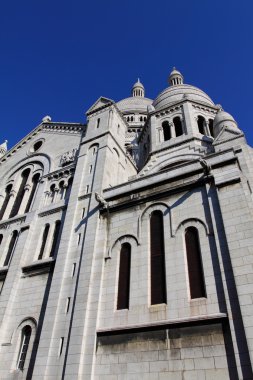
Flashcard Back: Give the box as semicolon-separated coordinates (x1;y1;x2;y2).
0;68;253;379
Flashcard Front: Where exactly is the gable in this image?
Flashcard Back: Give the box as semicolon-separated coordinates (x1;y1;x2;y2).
86;97;114;115
213;126;244;146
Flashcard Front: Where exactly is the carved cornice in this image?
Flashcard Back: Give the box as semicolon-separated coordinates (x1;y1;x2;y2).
0;122;85;166
22;258;55;277
38;205;66;217
78;193;91;201
41;122;84;135
42;165;75;181
0;216;26;230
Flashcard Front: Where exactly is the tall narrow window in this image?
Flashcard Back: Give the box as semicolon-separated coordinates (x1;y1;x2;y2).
25;173;40;213
4;230;18;266
49;221;61;257
10;168;30;218
209;119;214;137
117;243;131;310
197;116;205;135
0;184;12;220
173;117;183;137
96;118;100;128
162;121;171;141
150;211;166;304
185;227;206;299
38;224;50;260
0;234;3;247
65;178;73;200
17;325;32;370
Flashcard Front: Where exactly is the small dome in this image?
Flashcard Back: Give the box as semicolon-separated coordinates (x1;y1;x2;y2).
153;84;214;110
132;78;144;89
213;109;238;137
168;67;184;86
132;79;145;97
117;97;153;114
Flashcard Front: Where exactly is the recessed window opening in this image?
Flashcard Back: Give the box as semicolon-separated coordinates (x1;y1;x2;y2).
4;230;18;266
65;297;71;314
33;140;43;152
0;234;3;246
209;119;214;137
71;263;76;277
197;116;205;135
86;185;89;194
81;208;85;218
25;173;40;213
117;243;131;310
96;118;100;128
38;224;50;260
150;211;166;305
0;184;13;220
174;117;183;137
49;221;61;258
10;168;30;218
162;121;171;141
185;227;206;299
17;325;32;370
77;233;81;245
117;124;120;134
89;165;92;174
58;337;64;357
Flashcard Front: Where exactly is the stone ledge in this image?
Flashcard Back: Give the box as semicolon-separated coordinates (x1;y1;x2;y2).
97;313;227;337
21;258;55;277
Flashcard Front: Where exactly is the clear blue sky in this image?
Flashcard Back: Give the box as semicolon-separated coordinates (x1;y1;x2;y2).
0;0;252;148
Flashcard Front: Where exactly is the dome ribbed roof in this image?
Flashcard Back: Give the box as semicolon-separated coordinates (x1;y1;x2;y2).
153;84;214;110
117;97;153;113
213;110;236;127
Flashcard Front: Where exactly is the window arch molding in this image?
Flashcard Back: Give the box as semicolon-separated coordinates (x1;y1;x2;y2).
10;317;37;373
1;156;49;185
109;234;139;259
174;217;212;237
138;202;171;243
175;220;209;301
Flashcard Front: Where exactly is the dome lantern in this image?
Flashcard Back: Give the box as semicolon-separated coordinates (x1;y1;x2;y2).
168;67;184;86
132;78;145;97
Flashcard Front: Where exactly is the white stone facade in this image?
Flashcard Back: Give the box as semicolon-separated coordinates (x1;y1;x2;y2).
0;70;253;379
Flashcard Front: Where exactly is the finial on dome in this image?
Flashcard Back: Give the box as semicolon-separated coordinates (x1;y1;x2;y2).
168;67;184;86
132;78;145;97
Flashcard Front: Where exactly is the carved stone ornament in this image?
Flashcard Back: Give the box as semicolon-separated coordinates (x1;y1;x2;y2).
60;149;77;166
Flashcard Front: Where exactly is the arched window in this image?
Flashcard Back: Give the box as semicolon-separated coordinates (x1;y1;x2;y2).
4;230;18;266
140;116;143;122
38;224;50;260
17;325;32;370
173;117;183;137
131;116;134;122
0;234;3;247
197;116;205;135
50;184;56;203
0;184;12;220
150;211;166;304
209;119;214;137
185;227;206;299
65;178;73;200
49;221;61;257
162;121;171;141
10;168;30;218
25;173;40;213
117;243;131;310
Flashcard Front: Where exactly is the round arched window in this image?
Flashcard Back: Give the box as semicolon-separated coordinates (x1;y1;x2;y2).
30;139;44;153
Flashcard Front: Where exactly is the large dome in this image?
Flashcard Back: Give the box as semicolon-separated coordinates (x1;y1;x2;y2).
153;84;214;110
117;96;153;114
